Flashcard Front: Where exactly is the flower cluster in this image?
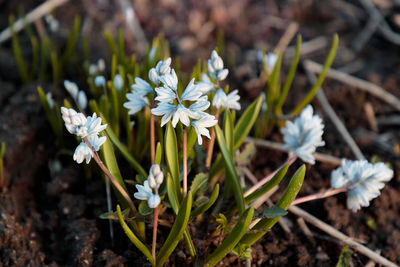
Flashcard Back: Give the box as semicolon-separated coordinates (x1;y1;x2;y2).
331;159;393;212
145;58;217;144
61;107;107;164
134;164;164;208
281;105;325;164
64;80;88;109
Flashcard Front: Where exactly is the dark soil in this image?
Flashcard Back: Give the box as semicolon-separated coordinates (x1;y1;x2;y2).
1;0;400;266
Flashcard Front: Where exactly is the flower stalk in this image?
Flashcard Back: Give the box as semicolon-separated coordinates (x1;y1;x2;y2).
244;156;297;197
150;113;155;164
83;137;137;213
291;186;348;206
183;126;188;197
205;108;220;168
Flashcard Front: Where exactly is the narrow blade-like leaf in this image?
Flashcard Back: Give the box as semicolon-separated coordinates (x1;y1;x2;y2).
215;125;245;214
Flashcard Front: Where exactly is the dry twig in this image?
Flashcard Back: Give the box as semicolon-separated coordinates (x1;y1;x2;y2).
244;137;343;166
0;0;69;44
289;206;398;267
304;60;400;112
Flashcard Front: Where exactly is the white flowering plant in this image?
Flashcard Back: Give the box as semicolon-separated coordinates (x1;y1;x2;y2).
37;33;394;266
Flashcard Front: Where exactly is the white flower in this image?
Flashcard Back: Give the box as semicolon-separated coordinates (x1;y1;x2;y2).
207;50;229;81
131;77;153;96
134;180;161;208
331;159;393;212
148;164;164;189
281;105;325;164
61;108;107;138
113;74;124;91
196;74;215;94
212;88;241;110
123;92;149;115
212;88;226;109
265;52;278;70
73;135;107;164
258;51;278;70
84;113;107;137
87;134;107;151
45;14;59;32
94;76;106;87
64;80;78;99
159;69;178;91
73;142;93;164
151;103;176;127
46;92;54;108
149;58;172;85
172;104;192;127
77;91;87;109
89;59;105;76
149;45;157;62
61;107;87;135
64;80;88;109
225;90;241;110
155;86;176;104
152;69;211;128
181;79;202;101
189;95;210;116
191;115;218;145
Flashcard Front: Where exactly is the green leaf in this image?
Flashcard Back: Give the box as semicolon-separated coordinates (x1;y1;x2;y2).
244;163;289;204
215;125;245;214
101;138;129;202
166;173;180;214
139;201;153;216
99;207;130;220
187;126;198;159
155;142;162;165
336;246;352;267
239;165;305;246
190;184;219;220
205;207;254;267
233;96;263;150
165;122;181;199
224;109;234;156
262;206;288;218
116;205;155;266
194;196;209;207
190;173;208;197
10;15;29;83
156;193;192;267
276;35;302;111
267;53;282;103
292;34;339;115
62;16;80;69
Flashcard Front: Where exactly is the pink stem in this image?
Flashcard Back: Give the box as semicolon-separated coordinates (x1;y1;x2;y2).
291;186;348;206
183;127;188;197
244;156;297;197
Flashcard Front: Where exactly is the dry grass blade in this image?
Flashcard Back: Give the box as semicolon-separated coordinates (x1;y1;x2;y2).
0;0;69;44
304;60;400;112
289;205;398;267
303;66;366;160
244;137;343;166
